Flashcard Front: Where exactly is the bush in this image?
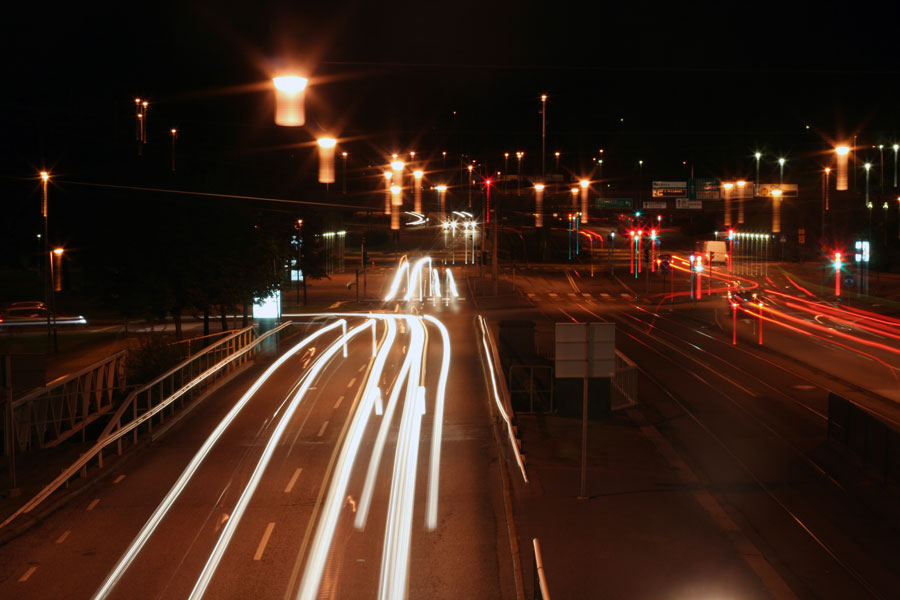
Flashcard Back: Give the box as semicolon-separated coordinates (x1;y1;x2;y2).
125;333;183;385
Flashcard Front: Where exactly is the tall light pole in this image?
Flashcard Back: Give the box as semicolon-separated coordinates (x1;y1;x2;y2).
737;180;747;224
554;151;560;173
879;144;885;193
836;145;850;191
503;153;509;192
778;157;785;184
638;160;643;206
467;164;474;210
579;179;589;224
534;184;544;228
383;171;392;215
413;170;424;213
865;163;872;239
755;152;761;190
723;182;734;227
436;185;447;223
893;144;899;189
823;167;830;241
39;171;56;352
516;151;523;196
771;188;782;234
317;137;337;188
541;94;547;178
170;128;177;171
272;75;308;126
341;152;348;194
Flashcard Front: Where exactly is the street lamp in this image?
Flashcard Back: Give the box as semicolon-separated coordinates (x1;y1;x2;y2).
755;152;761;189
341;152;348;194
579;179;589;224
723;182;734;227
570;187;578;211
317;137;337;185
541;94;547;178
894;144;899;189
638;160;643;205
390;185;402;231
879;144;885;192
823;167;831;239
835;145;850;191
272;75;308;126
736;180;747;224
554;151;560;173
170;129;177;171
516;151;524;196
435;185;448;223
413;170;424;213
467;164;474;210
39;171;56;351
383;171;392;215
771;188;782;233
864;162;871;207
778;157;785;184
534;184;545;228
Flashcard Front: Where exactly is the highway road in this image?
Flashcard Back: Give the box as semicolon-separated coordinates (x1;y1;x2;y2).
505;262;900;599
0;271;517;599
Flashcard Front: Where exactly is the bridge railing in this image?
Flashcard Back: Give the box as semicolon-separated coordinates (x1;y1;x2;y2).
611;350;638;411
5;351;127;453
1;321;294;529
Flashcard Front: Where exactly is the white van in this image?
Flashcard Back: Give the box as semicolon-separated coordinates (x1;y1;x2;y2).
701;240;727;264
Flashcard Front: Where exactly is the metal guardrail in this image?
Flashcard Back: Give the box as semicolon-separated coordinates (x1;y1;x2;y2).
1;321;294;529
5;351;127;453
477;315;529;482
532;538;551;600
611;350;638;411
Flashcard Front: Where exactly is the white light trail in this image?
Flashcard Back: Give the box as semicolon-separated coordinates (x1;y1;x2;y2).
446;269;459;298
296;317;400;600
423;315;450;530
431;268;441;298
384;261;410;301
403;257;432;301
189;320;373;600
92;319;346;600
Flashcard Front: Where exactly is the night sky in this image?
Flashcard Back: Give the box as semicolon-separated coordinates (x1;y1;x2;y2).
3;1;900;265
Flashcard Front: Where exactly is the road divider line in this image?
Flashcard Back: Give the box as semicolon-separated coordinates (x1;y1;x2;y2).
347;378;356;388
317;421;329;438
56;530;71;544
358;364;365;372
113;475;126;484
19;566;37;582
284;468;303;493
87;499;100;511
333;395;344;409
253;522;276;561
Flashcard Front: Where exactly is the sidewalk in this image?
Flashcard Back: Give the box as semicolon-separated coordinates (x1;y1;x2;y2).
509;412;782;599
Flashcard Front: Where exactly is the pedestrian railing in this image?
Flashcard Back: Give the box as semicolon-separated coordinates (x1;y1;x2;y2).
0;321;294;529
5;351;127;453
611;350;638;411
532;538;551;600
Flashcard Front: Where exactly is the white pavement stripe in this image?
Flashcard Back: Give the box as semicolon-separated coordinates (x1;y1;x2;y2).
253;522;276;561
284;468;303;493
87;499;100;511
568;293;577;298
620;293;631;298
600;293;610;298
548;292;558;298
583;293;593;298
358;364;365;372
113;475;126;484
317;421;329;437
347;378;357;388
56;530;71;544
19;566;37;582
334;395;344;409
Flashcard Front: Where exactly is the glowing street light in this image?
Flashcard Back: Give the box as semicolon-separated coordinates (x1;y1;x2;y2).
534;183;545;228
864;162;872;207
272;75;308;126
390;185;402;230
778;157;785;184
723;182;734;227
317;137;337;185
834;252;842;297
435;185;448;222
579;179;589;224
554;151;560;173
894;144;899;189
516;151;524;196
755;152;761;188
771;188;783;233
412;170;424;213
736;180;747;224
541;94;547;177
170;129;178;171
383;171;392;215
835;145;850;191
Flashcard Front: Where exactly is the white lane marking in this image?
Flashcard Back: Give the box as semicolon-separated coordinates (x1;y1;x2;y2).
527;293;537;298
600;292;610;298
568;293;577;298
253;522;276;561
56;530;71;544
347;378;357;388
548;292;558;298
357;364;365;372
582;292;593;298
87;499;100;511
620;293;631;298
333;395;344;409
19;566;37;582
113;475;126;484
285;468;303;493
317;421;329;437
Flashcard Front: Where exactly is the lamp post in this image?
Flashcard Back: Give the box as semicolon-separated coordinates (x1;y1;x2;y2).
579;179;589;224
893;144;899;188
864;162;871;208
638;160;643;206
317;137;337;188
341;152;348;194
272;75;308;126
778;157;785;184
383;171;392;215
879;144;885;193
723;182;734;227
554;152;560;173
771;189;782;234
534;184;544;228
836;145;850;191
467;164;474;210
755;152;761;190
823;167;830;240
170;129;177;171
503;152;509;190
516;151;523;196
541;94;547;178
39;171;56;351
436;185;447;223
413;170;424;213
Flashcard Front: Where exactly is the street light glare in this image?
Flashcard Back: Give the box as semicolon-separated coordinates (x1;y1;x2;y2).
836;146;850;155
755;152;762;159
534;184;545;191
736;180;746;187
391;161;405;171
778;158;785;165
53;248;64;256
40;171;49;181
317;137;337;148
435;185;447;192
864;163;872;170
384;171;392;179
579;179;589;188
390;185;401;194
413;170;424;178
273;75;308;92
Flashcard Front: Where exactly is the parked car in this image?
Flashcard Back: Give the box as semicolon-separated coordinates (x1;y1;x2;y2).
0;306;87;328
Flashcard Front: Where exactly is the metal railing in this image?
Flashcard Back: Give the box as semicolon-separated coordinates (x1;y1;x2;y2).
532;538;551;600
1;321;294;529
509;365;554;413
611;350;638;411
5;351;127;453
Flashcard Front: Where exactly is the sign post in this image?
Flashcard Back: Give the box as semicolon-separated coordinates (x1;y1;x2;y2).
555;323;616;499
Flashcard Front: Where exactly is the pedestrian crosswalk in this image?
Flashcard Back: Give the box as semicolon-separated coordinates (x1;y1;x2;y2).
524;291;635;303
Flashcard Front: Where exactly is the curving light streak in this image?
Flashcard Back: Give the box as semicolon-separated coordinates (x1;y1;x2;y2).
477;316;528;482
92;319;346;600
431;268;441;298
189;320;373;600
446;268;460;298
403;257;432;301
379;319;427;600
355;318;418;529
405;211;428;226
384;260;410;301
296;317;402;600
423;315;450;530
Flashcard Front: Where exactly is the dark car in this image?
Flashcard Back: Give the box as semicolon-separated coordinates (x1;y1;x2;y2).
0;306;87;328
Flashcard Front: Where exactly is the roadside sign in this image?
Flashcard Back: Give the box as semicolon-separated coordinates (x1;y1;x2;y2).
675;198;702;209
642;201;667;209
652;181;687;198
596;198;633;209
555;323;615;378
844;275;855;287
756;183;799;197
688;178;721;200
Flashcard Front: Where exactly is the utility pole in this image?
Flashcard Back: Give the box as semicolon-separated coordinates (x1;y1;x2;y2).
541;94;547;179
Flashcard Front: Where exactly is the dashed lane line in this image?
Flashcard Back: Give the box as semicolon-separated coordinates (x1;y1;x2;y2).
317;421;329;437
55;530;71;544
284;468;303;493
19;566;37;582
334;395;344;409
346;378;357;388
113;475;125;484
253;522;276;561
86;499;100;511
